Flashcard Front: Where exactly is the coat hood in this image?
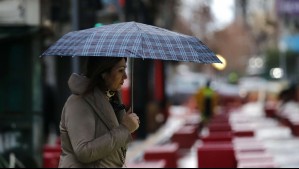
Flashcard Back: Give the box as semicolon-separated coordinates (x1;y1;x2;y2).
68;73;90;95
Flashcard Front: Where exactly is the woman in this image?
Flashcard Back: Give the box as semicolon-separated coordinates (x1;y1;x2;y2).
59;57;140;168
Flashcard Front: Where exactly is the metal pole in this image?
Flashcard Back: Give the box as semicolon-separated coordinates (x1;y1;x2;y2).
130;58;134;112
71;0;80;73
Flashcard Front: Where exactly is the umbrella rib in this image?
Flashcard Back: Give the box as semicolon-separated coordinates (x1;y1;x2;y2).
93;26;114;56
185;36;200;63
173;34;188;62
120;24;134;57
192;38;219;63
160;33;176;61
135;22;170;61
108;23;131;56
83;30;98;56
152;29;168;60
133;22;146;59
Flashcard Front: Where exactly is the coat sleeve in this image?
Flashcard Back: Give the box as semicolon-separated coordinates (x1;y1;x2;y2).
64;96;132;164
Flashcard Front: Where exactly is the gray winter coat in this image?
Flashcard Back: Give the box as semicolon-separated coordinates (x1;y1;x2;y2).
58;73;132;168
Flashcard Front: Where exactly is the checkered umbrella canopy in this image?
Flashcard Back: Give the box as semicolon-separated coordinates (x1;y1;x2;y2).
41;21;220;63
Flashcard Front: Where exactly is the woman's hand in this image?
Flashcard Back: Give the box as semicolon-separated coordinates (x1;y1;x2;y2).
121;108;140;133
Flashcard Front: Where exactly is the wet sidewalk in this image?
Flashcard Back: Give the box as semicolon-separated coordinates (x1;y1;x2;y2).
126;105;199;168
126;103;299;168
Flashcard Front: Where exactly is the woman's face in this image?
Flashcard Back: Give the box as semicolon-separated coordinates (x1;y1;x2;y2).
104;58;128;91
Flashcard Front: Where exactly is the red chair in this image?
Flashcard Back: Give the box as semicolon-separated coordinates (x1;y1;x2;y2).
143;143;179;168
209;114;229;124
171;126;198;149
43;144;61;153
43;145;61;168
197;142;236;168
291;122;299;136
233;130;254;137
264;105;277;118
279;117;292;128
43;152;60;168
200;131;233;143
290;120;299;136
208;123;232;132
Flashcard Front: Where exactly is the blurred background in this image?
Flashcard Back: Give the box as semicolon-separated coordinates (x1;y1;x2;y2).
1;0;299;168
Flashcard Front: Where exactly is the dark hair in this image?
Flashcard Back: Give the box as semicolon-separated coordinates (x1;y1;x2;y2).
83;56;127;95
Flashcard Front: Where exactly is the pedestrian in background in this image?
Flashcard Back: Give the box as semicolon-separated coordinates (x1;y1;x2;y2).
195;80;218;127
58;57;140;168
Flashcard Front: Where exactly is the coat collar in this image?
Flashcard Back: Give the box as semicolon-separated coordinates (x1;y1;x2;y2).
68;73;125;130
84;88;119;130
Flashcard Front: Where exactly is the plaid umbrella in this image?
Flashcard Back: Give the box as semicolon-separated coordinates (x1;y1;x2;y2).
41;21;220;63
